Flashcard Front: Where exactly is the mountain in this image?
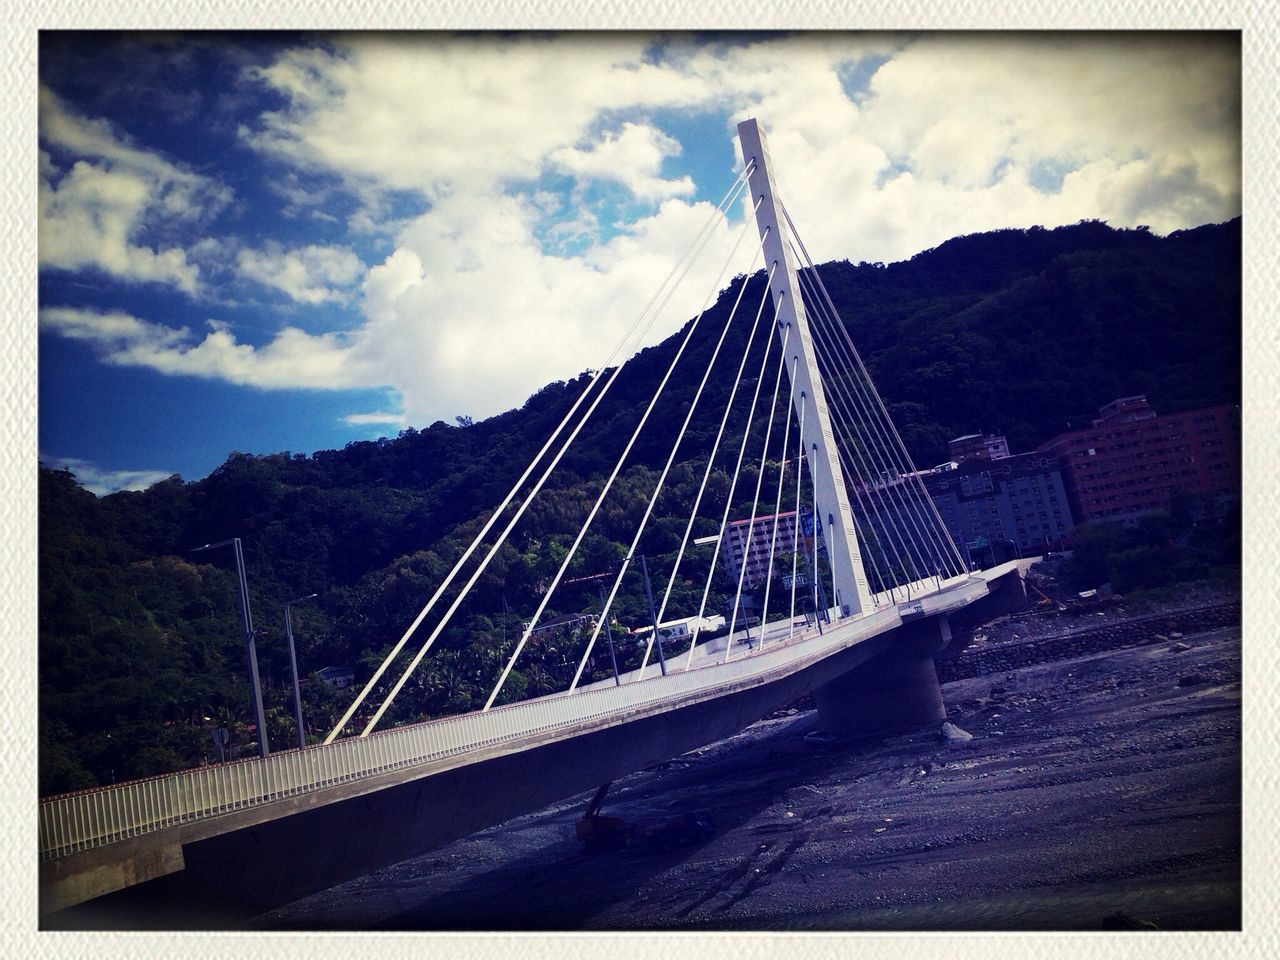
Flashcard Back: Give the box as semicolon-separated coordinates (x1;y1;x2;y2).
38;218;1242;794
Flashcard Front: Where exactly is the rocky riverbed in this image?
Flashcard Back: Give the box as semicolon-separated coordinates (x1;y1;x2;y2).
253;606;1241;932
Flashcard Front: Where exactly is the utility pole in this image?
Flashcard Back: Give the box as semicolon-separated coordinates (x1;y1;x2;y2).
191;538;269;758
597;583;621;686
639;555;668;676
562;570;623;686
284;593;317;750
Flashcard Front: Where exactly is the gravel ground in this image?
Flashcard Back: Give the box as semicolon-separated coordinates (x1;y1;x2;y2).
253;615;1241;932
965;571;1241;649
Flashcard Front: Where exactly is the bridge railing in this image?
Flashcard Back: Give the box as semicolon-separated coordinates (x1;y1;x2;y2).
40;606;900;862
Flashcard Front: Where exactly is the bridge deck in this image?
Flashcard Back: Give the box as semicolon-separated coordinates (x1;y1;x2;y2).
39;605;889;865
39;571;1011;868
43;565;1041;919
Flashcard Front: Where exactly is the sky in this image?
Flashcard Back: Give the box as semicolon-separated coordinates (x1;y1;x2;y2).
37;31;1241;495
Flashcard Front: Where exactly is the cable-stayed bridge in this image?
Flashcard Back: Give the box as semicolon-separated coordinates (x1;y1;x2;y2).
40;120;1032;925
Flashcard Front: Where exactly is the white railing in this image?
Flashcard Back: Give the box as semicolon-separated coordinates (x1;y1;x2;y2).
39;605;902;862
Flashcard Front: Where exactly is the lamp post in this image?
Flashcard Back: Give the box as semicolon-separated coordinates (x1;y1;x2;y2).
191;538;269;758
639;554;668;676
284;593;317;750
596;583;621;686
688;533;731;653
562;570;622;686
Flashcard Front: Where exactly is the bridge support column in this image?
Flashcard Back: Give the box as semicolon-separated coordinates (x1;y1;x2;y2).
986;570;1029;614
815;616;951;739
958;569;1029;627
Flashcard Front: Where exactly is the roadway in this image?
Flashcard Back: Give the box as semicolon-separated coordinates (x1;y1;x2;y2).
42;564;1028;925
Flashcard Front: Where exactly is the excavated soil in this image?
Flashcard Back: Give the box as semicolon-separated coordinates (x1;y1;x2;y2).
253;611;1241;932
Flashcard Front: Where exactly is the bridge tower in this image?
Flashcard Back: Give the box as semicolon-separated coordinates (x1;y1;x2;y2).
737;118;873;618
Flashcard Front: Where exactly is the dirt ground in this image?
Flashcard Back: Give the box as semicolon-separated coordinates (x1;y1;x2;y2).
253;612;1241;932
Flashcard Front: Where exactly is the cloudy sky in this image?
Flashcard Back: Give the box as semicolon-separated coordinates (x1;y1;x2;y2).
37;31;1240;494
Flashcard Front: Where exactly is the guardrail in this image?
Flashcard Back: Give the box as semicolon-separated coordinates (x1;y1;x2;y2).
40;605;902;862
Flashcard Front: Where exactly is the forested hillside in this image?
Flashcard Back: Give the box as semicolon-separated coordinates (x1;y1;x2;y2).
39;218;1241;795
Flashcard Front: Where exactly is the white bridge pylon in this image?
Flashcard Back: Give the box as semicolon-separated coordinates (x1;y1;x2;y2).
738;118;873;617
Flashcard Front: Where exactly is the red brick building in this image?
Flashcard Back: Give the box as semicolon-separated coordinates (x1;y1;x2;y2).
1037;396;1239;524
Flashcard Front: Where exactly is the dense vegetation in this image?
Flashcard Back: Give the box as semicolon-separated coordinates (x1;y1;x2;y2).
38;218;1241;795
1062;493;1241;595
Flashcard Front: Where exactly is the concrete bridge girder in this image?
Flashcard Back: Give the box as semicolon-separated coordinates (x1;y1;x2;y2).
44;569;1017;927
45;617;910;927
972;567;1030;618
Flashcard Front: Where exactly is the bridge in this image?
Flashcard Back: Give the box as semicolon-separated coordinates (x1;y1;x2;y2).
40;119;1033;926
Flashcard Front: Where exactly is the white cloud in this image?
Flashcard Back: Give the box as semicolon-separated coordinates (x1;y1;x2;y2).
43;456;174;497
757;32;1240;260
552;122;694;201
237;243;364;304
40;34;1238;434
38;86;230;293
244;34;707;199
39;159;202;293
39;307;375;390
236;32;1236;425
351;191;748;426
342;411;409;427
230;36;762;423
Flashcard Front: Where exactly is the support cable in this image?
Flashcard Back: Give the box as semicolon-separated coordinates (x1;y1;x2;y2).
485;201;762;711
824;425;895;602
788;394;806;641
645;266;778;664
783;203;967;577
830;419;897;599
329;163;752;742
796;262;961;584
608;227;767;684
806;291;942;593
793;262;937;579
628;260;775;682
331;170;756;743
810;442;824;620
682;286;781;669
724;320;792;663
353;167;754;736
789;248;956;585
841;459;896;598
756;354;799;648
789;268;921;594
569;218;768;690
781;206;960;576
795;266;941;590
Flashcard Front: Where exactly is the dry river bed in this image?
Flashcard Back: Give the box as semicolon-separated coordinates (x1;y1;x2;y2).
253;622;1241;932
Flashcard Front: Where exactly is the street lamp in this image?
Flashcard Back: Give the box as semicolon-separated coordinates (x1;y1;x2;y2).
190;538;269;758
638;554;668;676
284;593;317;750
561;570;622;686
595;582;621;687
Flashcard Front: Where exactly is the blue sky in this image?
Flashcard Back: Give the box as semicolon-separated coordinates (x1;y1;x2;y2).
37;32;1240;494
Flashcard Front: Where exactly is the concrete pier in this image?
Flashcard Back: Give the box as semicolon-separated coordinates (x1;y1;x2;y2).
815;616;952;740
